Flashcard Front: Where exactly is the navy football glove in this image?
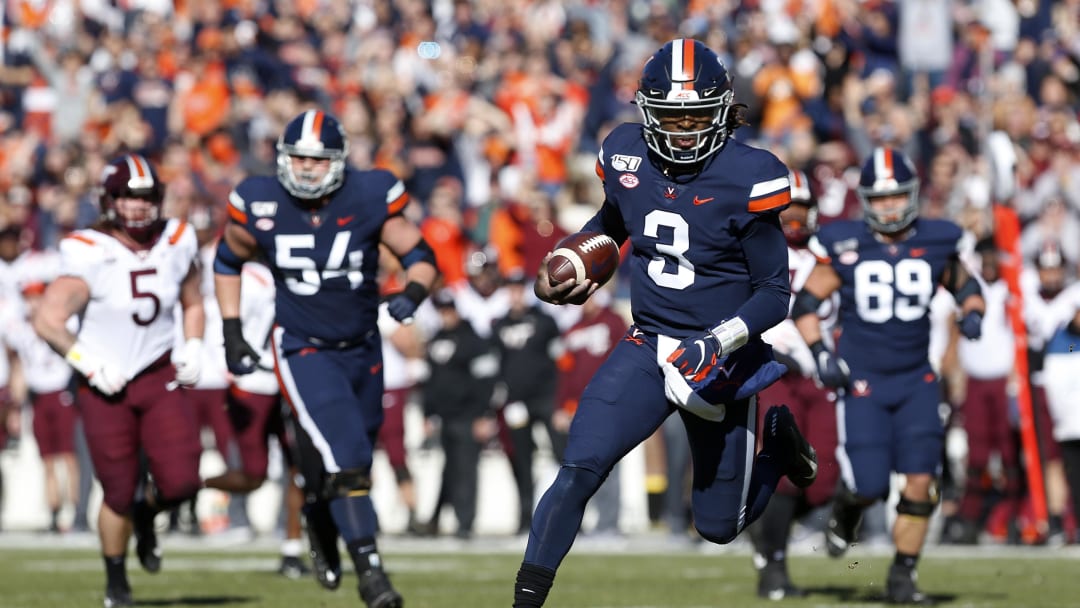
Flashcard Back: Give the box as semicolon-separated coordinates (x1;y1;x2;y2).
809;340;850;389
959;310;983;340
222;318;260;376
667;332;723;384
387;281;428;324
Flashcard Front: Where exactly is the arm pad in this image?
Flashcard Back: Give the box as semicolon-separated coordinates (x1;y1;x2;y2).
214;238;246;276
952;275;982;306
398;238;436;269
791;290;824;320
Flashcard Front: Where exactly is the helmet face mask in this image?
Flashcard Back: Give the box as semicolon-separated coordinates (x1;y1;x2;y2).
856;147;920;234
637;38;735;167
100;154;165;243
276;110;348;200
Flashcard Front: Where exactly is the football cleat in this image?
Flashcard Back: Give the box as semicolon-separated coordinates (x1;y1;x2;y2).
825;499;863;558
762;405;818;489
886;564;934;605
358;568;404;608
103;585;133;608
278;555;311;580
132;500;162;573
305;502;342;590
757;560;807;601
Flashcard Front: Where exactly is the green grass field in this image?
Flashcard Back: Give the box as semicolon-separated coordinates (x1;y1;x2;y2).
1;542;1077;607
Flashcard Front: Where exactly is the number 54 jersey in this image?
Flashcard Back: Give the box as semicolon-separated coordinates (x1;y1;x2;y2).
808;218;967;374
226;169;409;343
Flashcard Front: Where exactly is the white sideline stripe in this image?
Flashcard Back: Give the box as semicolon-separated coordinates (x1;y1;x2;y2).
273;326;341;472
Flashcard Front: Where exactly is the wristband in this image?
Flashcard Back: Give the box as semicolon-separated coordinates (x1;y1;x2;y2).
403;281;428;305
808;340;828;358
65;341;97;378
708;317;749;356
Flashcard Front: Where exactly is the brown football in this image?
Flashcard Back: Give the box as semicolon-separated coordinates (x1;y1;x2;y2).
547;231;620;286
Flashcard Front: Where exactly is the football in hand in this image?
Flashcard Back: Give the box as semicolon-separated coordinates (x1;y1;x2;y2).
547;231;620;286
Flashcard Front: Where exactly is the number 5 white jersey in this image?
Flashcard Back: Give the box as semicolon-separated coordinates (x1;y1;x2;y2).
60;219;198;380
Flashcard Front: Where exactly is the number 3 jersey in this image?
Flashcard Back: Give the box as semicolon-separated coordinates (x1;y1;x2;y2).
226;168;409;343
809;218;966;374
585;123;791;337
59;219;197;379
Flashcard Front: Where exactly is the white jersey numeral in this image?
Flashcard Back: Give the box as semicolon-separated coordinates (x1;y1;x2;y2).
644;210;694;289
275;232;364;296
854;258;933;323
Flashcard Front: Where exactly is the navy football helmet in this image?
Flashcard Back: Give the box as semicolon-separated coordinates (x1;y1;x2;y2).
276;110;348;200
636;38;736;166
782;168;818;247
99;153;166;242
856;147;920;234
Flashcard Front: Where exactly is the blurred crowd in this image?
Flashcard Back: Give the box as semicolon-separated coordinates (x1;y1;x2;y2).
1;0;1079;547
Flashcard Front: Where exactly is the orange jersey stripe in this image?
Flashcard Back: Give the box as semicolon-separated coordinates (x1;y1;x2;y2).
227;204;248;224
168;221;188;245
748;190;791;212
64;234;96;246
595;159;605;181
387;191;410;215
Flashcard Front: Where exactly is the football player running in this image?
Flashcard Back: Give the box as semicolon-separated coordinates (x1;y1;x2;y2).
33;154;205;608
512;39;817;607
794;147;985;605
214;109;437;608
750;169;840;599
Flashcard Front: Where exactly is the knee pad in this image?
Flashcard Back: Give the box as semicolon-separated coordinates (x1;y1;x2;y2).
324;468;372;499
896;496;938;518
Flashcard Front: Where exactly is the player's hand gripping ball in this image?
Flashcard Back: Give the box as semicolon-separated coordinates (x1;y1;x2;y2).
547;231;620;287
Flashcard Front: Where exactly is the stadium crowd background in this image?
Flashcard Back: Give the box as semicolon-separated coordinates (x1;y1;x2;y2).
0;0;1079;547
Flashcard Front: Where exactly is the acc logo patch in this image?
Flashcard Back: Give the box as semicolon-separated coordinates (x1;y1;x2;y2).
619;174;639;188
610;154;642;172
250;201;278;217
255;218;275;231
838;250;859;265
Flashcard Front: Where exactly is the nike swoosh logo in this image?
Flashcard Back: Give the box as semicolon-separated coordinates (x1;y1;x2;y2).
337;215;355;226
693;196;714;205
693;339;706;373
910;247;926;257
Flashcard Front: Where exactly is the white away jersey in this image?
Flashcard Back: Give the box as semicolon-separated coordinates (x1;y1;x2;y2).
232;261;279;395
60;219;198;379
761;246;837;377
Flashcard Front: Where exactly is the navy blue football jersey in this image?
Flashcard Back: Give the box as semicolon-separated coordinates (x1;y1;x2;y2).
584;123;791;337
226;168;409;342
809;218;967;373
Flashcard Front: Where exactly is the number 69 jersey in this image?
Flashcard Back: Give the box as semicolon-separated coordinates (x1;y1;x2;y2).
59;219;197;379
226;169;408;343
808;218;967;374
585;123;791;337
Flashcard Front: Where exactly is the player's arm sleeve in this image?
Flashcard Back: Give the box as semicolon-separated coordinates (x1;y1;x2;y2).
57;234;103;297
582;143;629;245
732;212;791;337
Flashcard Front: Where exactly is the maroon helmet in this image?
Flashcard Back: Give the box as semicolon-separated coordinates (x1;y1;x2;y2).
99;153;166;242
781;168;818;247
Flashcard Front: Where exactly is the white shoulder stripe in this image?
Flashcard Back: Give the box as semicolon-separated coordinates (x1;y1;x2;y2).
597;145;604;167
749;176;790;198
228;190;246;212
385;180;405;204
